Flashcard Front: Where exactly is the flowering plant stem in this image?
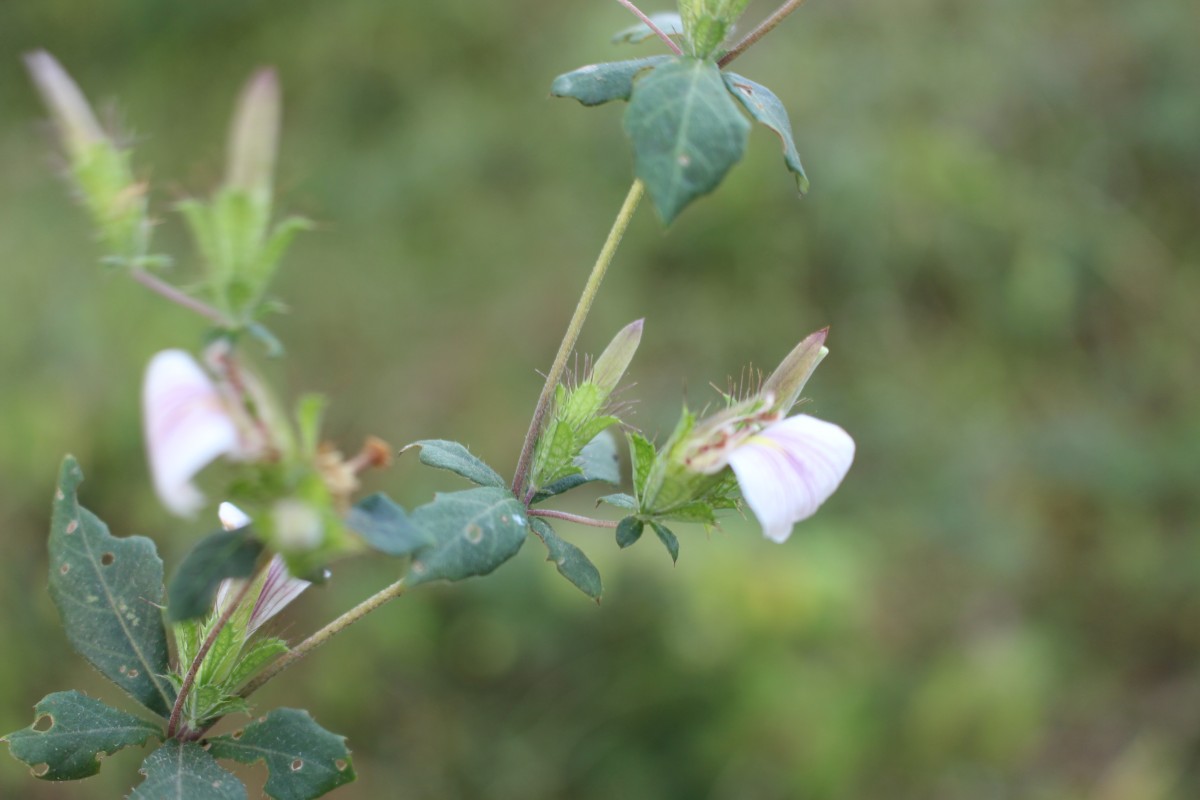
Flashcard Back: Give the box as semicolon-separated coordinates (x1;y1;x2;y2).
616;0;683;55
718;0;810;68
237;578;408;701
528;508;620;529
166;579;254;739
512;179;645;500
130;268;229;326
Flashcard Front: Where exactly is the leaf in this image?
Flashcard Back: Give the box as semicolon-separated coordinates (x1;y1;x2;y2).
345;493;431;557
655;500;718;526
597;493;637;511
129;740;245;800
225;636;289;691
2;691;161;781
628;433;657;506
529;518;602;601
407;488;529;586
535;430;622;501
649;521;680;563
623;57;751;223
49;456;175;716
722;72;809;193
208;709;355;800
550;57;671;107
167;530;264;623
612;13;685;44
616;517;645;549
402;440;506;489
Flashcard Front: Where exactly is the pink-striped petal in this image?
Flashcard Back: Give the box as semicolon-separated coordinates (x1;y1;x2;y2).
213;502;254;613
143;350;242;517
246;555;310;636
726;414;855;543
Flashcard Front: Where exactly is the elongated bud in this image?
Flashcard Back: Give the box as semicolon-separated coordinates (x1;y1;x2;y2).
591;318;644;395
24;51;106;160
677;0;750;57
760;328;829;415
225;68;280;197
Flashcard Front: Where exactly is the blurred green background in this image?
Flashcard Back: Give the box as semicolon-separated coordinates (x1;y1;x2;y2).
2;0;1198;797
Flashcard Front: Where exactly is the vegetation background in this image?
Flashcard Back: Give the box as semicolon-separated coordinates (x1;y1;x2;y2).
1;1;1197;797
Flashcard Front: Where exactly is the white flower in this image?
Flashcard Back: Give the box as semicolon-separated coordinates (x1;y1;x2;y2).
725;414;855;543
142;349;246;516
215;502;310;635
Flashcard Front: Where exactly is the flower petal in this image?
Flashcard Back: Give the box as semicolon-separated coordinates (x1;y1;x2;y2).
727;414;855;542
143;350;241;517
218;501;252;531
247;555;310;635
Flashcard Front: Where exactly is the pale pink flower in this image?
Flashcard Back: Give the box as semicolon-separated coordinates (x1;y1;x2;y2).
142;350;246;516
725;414;855;543
215;502;310;635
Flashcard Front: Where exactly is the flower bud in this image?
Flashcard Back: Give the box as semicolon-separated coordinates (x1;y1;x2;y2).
24;50;106;161
590;318;644;396
760;327;829;415
225;68;280;199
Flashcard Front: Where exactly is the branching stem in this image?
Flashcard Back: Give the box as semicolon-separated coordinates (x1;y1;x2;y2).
616;0;684;56
719;0;809;68
237;578;407;700
130;268;229;326
511;179;645;499
528;508;620;529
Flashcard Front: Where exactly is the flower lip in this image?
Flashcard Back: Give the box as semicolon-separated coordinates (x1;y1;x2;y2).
726;413;855;542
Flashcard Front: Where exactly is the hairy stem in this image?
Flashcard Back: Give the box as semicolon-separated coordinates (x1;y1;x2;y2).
719;0;809;68
131;268;229;326
167;579;254;739
237;578;407;700
616;0;683;56
511;179;645;498
528;508;620;529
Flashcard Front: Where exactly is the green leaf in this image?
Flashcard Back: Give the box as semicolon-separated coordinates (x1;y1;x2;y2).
722;72;809;193
628;433;657;505
535;430;622;501
407;488;529;586
529;518;602;601
167;530;263;623
655;500;718;526
597;493;637;511
2;691;161;781
49;456;175;716
225;637;289;691
403;440;506;488
550;57;671;107
208;709;355;800
623;57;751;223
130;740;245;800
613;13;684;44
616;517;645;549
346;493;430;557
649;521;681;563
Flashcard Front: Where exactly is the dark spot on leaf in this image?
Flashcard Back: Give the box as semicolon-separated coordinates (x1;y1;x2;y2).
59;563;70;575
32;763;49;777
231;729;243;740
33;714;53;732
465;523;484;544
291;759;303;771
65;519;78;534
100;553;115;566
127;669;139;678
335;759;348;771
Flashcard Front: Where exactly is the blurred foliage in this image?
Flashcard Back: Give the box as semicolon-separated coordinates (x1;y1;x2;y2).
2;0;1198;798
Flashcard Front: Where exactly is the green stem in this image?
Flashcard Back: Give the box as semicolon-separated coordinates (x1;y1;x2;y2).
528;508;619;529
616;0;683;56
237;578;407;700
511;179;645;498
130;268;230;326
718;0;810;68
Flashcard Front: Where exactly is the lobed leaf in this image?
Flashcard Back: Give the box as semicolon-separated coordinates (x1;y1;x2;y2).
130;740;245;800
49;456;175;716
2;691;161;781
550;57;671;107
346;493;430;557
623;57;750;223
722;72;809;193
535;430;622;501
208;708;355;800
529;518;602;601
402;440;506;489
167;529;264;623
407;487;529;586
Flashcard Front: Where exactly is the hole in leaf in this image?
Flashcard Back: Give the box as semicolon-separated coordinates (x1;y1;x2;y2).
335;759;348;772
465;523;484;544
33;715;53;733
100;553;115;566
32;763;49;777
231;730;244;740
126;669;139;678
290;759;303;772
59;563;70;575
65;519;78;534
